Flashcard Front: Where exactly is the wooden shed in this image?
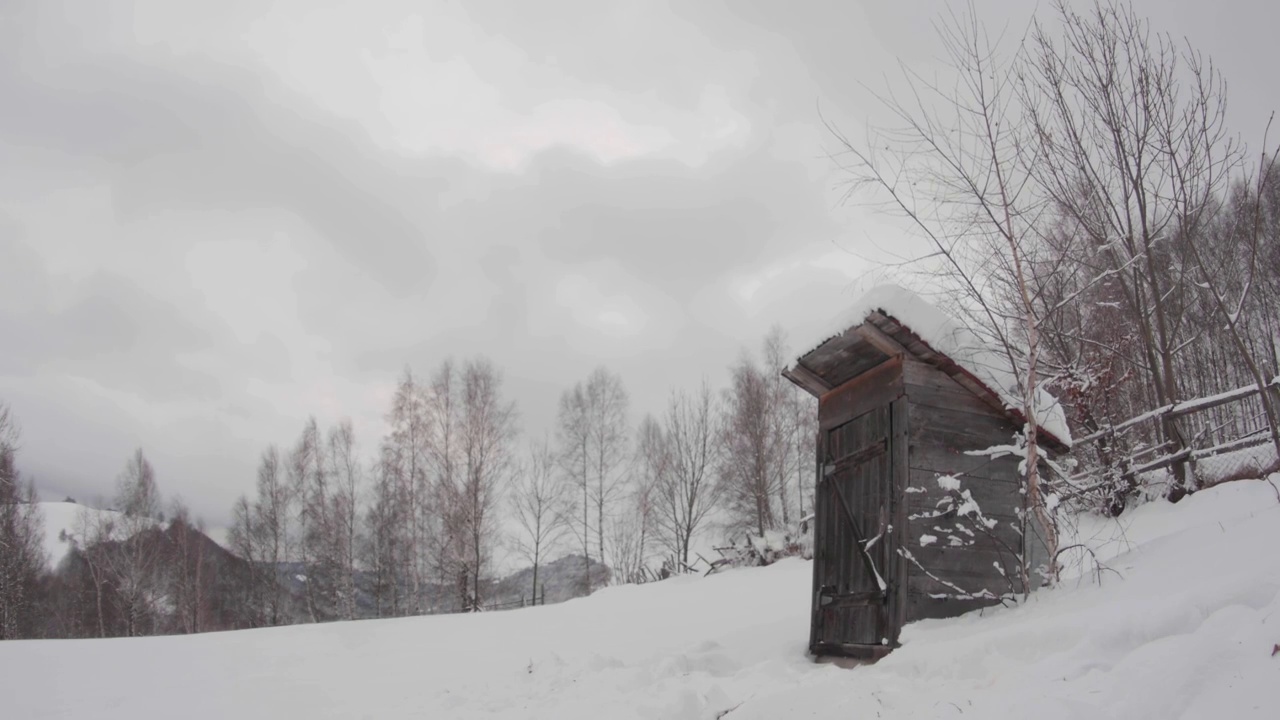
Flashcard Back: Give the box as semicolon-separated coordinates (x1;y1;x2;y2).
782;287;1071;660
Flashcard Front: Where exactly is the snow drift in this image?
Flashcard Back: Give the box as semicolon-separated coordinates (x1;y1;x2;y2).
3;478;1279;719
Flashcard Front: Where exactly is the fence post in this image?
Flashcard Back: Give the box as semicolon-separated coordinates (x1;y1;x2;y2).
1164;414;1192;498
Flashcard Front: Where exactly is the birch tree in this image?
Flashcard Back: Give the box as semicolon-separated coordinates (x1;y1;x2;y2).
327;419;363;620
165;499;208;634
650;383;722;567
456;357;519;610
720;352;780;536
231;445;292;626
427;360;464;611
556;382;594;593
556;367;629;591
227;493;266;627
511;436;566;601
362;447;405;617
290;418;332;622
383;367;433;613
585;368;630;581
109;449;164;636
763;326;796;524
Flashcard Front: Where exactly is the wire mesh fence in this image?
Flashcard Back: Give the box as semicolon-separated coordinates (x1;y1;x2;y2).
480;585;547;613
1069;377;1280;502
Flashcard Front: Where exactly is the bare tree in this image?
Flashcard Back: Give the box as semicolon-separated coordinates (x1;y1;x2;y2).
584;368;630;582
824;0;1278;584
290;418;333;622
227;493;267;627
554;367;629;591
762;326;796;524
247;445;292;626
556;380;594;593
165;498;209;634
552;363;632;584
72;503;114;637
457;357;519;610
511;435;567;601
109;448;164;636
362;448;405;617
650;382;723;567
789;382;818;518
427;359;464;612
827;0;1072;587
1180;143;1280;466
605;487;653;585
720;352;781;536
1020;0;1253;497
327;419;363;620
0;402;45;640
383;367;433;613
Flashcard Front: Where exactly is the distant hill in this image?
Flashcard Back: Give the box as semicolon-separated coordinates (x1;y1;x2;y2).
40;509;253;637
35;501;128;570
489;554;611;607
274;553;611;617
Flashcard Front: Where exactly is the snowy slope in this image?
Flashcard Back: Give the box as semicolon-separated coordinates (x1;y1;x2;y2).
4;479;1279;719
36;501;125;570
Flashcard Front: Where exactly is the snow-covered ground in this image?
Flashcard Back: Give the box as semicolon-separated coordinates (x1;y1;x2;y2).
4;479;1279;719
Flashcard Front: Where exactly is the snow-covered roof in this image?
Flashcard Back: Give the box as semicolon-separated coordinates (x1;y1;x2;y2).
794;284;1073;449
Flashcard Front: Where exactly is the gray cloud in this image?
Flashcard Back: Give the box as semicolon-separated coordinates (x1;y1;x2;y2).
1;56;442;299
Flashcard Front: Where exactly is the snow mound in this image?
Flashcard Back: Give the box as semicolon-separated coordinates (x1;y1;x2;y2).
802;284;1072;447
4;478;1279;719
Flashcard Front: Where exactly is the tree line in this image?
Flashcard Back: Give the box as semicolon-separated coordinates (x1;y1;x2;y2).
0;333;817;640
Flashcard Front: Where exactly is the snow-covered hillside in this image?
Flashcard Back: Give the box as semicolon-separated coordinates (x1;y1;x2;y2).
36;501;125;570
4;479;1279;719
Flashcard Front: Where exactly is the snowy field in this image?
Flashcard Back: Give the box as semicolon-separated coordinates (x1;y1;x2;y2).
4;479;1279;719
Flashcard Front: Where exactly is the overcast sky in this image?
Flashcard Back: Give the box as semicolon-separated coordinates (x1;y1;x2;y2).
2;0;1276;527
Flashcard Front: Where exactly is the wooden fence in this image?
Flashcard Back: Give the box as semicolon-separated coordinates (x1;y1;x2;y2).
1068;376;1280;492
480;585;547;613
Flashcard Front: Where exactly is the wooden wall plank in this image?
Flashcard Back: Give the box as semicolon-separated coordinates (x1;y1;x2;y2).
900;359;1032;622
819;357;904;432
906;380;1009;419
906;470;1023;511
906;592;1002;621
910;404;1020;440
908;569;1016;597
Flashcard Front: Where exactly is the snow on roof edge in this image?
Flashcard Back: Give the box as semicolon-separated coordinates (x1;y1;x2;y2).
796;284;1073;448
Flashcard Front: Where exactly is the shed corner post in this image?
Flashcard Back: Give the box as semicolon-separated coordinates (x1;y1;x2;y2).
890;393;911;645
809;407;827;656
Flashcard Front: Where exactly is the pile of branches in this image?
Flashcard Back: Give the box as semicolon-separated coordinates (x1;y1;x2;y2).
707;517;814;574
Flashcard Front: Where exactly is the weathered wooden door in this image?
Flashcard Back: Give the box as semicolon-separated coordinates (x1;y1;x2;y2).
812;403;897;653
